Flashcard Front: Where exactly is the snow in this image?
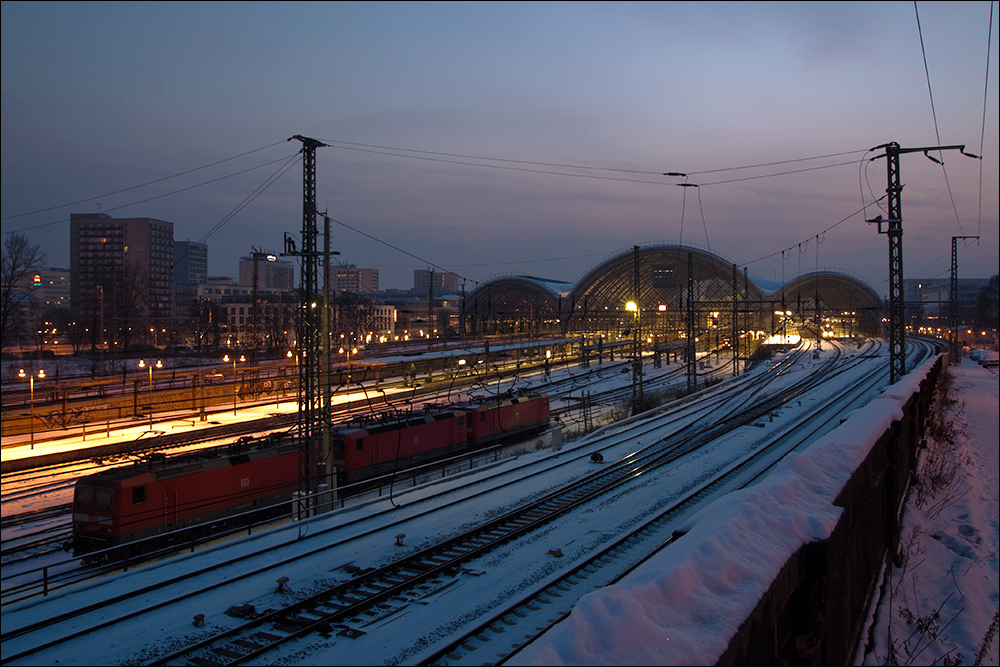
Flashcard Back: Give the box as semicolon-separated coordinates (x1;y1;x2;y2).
2;348;996;666
514;357;999;666
858;357;1000;667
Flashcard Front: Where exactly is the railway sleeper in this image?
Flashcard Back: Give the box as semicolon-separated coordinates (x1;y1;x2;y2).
404;561;436;572
338;626;366;639
362;580;395;592
320;599;355;611
189;656;225;666
335;594;369;606
211;646;246;660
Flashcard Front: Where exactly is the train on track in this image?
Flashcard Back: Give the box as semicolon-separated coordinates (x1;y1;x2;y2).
71;393;550;558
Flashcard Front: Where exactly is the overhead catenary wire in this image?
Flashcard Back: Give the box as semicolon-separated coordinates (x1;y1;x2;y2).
196;154;301;245
1;140;289;222
976;1;994;239
321;138;868;188
172;153;302;281
323;138;867;178
745;195;887;268
913;0;965;234
331;217;472;285
4;152;300;235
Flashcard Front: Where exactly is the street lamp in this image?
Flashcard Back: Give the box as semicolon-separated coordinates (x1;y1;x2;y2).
626;301;643;414
223;353;245;415
138;359;162;428
339;346;357;385
17;367;45;449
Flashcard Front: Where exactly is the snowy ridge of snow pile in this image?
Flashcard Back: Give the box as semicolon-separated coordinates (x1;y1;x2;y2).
517;360;938;666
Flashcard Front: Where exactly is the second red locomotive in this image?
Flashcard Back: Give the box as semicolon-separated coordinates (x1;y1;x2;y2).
72;393;550;557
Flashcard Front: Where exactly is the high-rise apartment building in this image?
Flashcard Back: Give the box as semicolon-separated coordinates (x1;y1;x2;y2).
174;240;208;318
174;240;208;286
17;268;71;309
413;269;459;293
335;264;379;293
70;213;175;344
238;254;295;290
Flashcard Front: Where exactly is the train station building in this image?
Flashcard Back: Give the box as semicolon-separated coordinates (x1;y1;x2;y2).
461;243;885;359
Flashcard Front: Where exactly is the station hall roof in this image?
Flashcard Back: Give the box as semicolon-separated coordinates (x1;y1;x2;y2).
463;244;884;325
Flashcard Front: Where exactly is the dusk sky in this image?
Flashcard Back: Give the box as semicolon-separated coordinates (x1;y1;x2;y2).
2;1;997;293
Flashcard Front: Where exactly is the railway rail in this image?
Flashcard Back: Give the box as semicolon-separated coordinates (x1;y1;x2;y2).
421;340;935;665
2;339;922;666
0;348;729;567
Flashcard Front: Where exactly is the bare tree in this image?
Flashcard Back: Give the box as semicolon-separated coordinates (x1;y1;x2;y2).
1;232;46;349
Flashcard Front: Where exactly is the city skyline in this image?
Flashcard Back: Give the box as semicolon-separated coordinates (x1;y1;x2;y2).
2;1;998;293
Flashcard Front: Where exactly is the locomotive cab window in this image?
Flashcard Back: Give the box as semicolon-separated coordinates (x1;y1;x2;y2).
132;485;147;505
356;437;364;452
74;485;113;510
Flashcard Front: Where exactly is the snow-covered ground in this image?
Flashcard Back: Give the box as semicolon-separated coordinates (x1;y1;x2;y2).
514;356;999;666
1;347;995;666
857;357;999;667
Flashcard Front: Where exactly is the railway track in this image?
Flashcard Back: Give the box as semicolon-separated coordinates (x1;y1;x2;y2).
0;351;728;568
4;339;939;667
2;340;901;665
137;344;873;666
0;345;794;607
421;341;936;665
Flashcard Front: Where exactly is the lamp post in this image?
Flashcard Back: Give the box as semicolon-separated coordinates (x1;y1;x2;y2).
18;367;45;449
339;346;357;385
626;301;643;414
223;353;245;415
138;359;162;429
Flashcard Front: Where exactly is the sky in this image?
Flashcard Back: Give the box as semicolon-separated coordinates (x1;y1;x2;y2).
2;1;998;292
2;346;996;665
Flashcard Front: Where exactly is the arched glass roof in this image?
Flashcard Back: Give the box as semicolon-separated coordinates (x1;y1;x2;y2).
460;245;885;338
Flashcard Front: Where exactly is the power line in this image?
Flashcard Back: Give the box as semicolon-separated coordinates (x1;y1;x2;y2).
745;195;887;267
913;1;965;234
321;138;868;188
165;154;302;270
977;1;994;238
196;154;301;245
5;153;300;235
331;217;472;284
1;140;288;222
323;138;867;178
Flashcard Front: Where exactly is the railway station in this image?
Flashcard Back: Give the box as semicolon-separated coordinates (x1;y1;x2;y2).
463;242;885;352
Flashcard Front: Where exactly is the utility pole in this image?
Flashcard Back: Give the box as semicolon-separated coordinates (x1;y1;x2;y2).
249;246;268;372
428;268;434;348
732;264;739;376
686;252;696;394
283;134;334;519
631;246;643;414
950;236;979;363
867;142;979;384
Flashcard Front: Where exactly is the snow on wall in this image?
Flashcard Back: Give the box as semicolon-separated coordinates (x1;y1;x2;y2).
517;358;938;666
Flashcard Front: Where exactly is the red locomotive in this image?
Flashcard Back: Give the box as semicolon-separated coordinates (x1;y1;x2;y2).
72;394;550;557
463;393;551;449
331;393;551;484
72;436;303;557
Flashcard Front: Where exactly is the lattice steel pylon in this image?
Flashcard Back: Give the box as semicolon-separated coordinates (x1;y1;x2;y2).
686;252;696;394
868;142;979;384
285;135;328;518
951;236;979;363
